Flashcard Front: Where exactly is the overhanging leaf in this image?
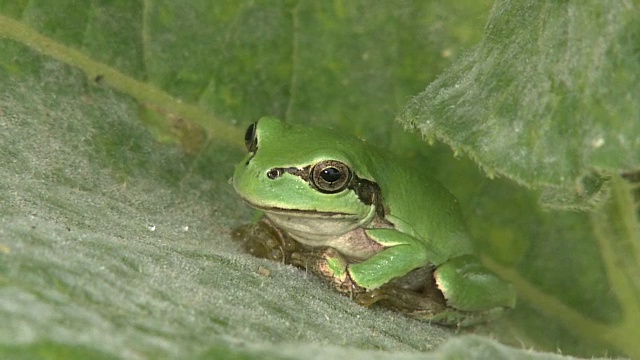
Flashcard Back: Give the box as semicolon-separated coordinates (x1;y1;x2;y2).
398;0;640;208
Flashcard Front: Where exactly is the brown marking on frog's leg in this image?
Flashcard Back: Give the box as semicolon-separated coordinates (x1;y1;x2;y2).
231;217;300;263
355;266;449;319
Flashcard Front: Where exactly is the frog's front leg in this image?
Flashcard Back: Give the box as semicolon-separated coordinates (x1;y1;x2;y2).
290;228;435;301
290;247;366;297
347;228;434;290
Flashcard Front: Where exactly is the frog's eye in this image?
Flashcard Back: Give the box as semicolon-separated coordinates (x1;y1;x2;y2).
310;160;352;193
244;122;258;152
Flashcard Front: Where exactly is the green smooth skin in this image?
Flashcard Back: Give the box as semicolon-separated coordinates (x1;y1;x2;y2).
233;117;516;325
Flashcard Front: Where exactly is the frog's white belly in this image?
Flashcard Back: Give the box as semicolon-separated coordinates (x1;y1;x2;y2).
264;207;380;260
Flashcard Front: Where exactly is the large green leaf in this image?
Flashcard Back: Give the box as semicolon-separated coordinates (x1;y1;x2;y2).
1;1;637;359
398;0;640;207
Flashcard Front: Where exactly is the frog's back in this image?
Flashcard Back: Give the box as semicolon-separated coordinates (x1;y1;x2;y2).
368;151;475;265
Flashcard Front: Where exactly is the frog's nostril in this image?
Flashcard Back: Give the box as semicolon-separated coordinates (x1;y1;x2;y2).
267;168;283;179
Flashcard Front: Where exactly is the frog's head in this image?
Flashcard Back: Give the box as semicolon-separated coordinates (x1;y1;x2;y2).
232;117;381;241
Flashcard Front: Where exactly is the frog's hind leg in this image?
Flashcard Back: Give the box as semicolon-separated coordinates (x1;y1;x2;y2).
430;254;516;326
357;256;516;327
435;255;516;311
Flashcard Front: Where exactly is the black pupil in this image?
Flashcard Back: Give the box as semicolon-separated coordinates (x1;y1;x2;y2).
320;167;341;183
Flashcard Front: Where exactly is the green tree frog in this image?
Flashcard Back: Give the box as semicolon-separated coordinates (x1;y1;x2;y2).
232;117;516;326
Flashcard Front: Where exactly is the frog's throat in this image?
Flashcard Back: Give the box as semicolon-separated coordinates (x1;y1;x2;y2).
262;204;377;247
264;205;380;260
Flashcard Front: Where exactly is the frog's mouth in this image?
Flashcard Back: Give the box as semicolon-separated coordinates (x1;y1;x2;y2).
243;201;358;219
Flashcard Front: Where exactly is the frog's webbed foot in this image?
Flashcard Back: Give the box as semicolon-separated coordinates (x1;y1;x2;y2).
356;284;448;320
290;247;366;297
355;266;449;320
231;217;299;263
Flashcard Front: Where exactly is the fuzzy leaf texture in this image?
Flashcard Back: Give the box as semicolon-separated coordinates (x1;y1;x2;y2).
1;1;638;359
